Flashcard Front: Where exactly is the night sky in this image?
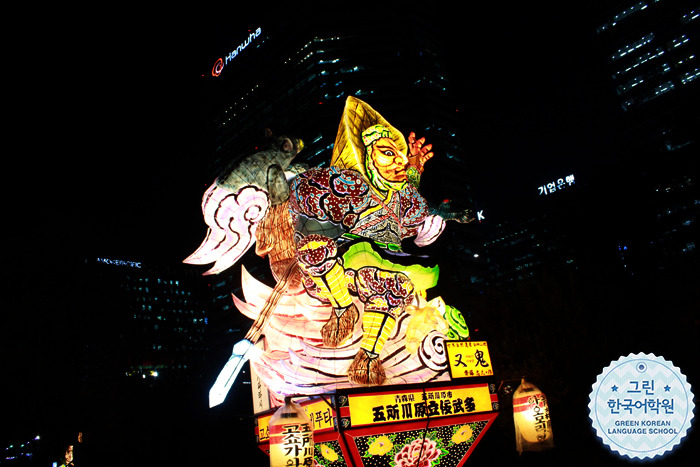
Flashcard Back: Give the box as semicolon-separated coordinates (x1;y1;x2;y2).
6;3;619;262
3;3;698;466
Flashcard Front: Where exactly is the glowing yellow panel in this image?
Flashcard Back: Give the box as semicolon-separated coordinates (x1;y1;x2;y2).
445;341;494;378
348;385;493;426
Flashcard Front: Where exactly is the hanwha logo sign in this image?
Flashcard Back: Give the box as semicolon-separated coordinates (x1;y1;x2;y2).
211;27;261;78
212;58;224;77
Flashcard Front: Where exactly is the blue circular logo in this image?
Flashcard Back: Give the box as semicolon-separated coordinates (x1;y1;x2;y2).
589;353;694;460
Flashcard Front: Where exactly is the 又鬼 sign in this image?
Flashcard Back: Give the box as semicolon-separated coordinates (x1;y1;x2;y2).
445;341;493;379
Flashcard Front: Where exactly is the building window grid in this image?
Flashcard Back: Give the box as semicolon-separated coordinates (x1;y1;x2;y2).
607;17;698;109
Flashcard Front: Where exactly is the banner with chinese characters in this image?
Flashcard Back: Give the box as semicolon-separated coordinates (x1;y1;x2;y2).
346;383;495;427
251;341;271;414
445;341;494;379
255;382;499;467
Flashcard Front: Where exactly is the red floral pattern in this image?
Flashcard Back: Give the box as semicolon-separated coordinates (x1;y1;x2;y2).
393;438;441;467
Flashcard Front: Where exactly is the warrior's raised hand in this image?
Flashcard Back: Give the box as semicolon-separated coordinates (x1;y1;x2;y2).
407;131;434;174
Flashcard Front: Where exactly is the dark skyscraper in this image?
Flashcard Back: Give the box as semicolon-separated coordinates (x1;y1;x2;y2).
196;3;475;205
85;256;210;379
589;0;698;273
592;0;698;153
479;0;698;289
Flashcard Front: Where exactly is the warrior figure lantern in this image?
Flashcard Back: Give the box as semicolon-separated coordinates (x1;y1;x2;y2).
185;97;475;407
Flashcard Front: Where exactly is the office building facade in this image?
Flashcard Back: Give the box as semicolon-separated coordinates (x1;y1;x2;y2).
87;256;210;379
592;0;698;152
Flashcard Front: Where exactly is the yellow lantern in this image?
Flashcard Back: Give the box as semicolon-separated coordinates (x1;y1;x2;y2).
269;397;315;467
512;378;554;454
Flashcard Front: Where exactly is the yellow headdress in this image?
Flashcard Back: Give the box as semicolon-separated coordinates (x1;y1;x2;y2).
330;97;407;178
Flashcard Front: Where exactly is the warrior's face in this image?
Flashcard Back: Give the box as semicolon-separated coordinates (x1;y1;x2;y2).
362;125;409;193
369;137;409;183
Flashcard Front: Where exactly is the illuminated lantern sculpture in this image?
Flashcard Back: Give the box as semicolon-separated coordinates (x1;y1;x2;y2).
185;96;501;467
512;378;554;454
185;97;477;407
268;397;315;467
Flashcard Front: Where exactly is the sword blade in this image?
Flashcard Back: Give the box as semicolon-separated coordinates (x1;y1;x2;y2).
209;339;260;408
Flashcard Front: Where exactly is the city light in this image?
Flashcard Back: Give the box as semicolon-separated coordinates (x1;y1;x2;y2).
211;27;263;77
537;174;575;196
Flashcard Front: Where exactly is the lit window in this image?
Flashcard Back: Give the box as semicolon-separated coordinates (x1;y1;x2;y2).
670;35;689;48
680;68;700;85
612;33;655;61
681;9;698;23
